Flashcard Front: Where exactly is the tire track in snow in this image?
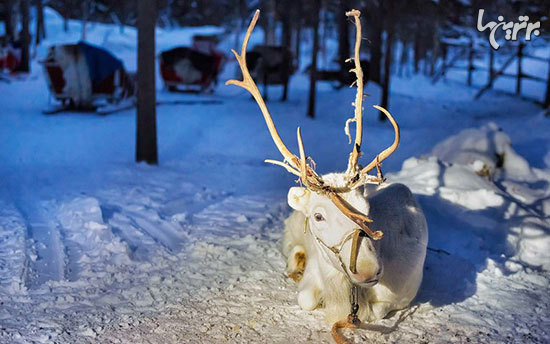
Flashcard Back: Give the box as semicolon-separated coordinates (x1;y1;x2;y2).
125;208;185;252
105;210;159;261
15;200;66;289
99;202;185;254
97;186;192;254
191;195;285;240
0;202;28;294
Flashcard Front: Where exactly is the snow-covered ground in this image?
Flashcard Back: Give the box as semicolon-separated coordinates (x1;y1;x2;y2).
0;8;549;344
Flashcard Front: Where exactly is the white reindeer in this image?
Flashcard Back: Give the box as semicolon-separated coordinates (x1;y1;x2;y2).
227;9;428;331
283;178;428;324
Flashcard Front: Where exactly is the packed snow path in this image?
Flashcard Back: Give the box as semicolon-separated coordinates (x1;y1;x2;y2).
1;8;549;343
0;148;548;343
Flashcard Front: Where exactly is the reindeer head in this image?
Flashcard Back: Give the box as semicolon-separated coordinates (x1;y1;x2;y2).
227;10;399;285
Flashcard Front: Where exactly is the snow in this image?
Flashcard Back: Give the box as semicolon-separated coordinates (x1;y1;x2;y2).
0;7;549;344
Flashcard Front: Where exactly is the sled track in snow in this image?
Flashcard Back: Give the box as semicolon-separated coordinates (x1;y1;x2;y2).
16;201;67;289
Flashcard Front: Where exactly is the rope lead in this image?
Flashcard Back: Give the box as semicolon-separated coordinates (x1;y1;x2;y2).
331;285;361;344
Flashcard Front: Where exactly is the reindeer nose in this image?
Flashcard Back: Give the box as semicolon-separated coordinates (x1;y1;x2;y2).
351;265;381;285
351;273;379;285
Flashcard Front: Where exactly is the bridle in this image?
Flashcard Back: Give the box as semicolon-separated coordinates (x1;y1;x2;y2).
304;217;366;284
304;216;364;331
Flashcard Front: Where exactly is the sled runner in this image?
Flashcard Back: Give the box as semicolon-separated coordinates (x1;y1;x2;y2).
159;35;226;93
40;42;136;114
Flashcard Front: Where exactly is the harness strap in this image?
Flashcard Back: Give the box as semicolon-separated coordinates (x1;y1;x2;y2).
305;219;364;285
349;230;361;274
304;219;365;343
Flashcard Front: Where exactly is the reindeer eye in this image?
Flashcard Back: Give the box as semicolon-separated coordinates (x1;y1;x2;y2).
313;213;325;222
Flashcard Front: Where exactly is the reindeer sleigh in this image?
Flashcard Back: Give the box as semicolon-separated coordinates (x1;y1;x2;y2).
41;42;135;115
227;10;427;343
159;35;226;93
0;39;22;79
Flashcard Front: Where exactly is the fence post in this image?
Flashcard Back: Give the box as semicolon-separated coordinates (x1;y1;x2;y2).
488;46;494;88
467;40;474;86
516;42;523;95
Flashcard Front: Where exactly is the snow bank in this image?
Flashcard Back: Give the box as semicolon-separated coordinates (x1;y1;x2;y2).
392;125;550;270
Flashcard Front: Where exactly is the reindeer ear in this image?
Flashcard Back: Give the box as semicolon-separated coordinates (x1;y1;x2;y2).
287;187;310;212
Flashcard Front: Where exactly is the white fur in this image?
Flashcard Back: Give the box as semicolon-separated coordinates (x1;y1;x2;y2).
52;45;92;107
283;173;428;323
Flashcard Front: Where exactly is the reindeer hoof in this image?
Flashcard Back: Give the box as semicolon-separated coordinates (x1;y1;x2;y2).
287;247;306;282
298;288;319;311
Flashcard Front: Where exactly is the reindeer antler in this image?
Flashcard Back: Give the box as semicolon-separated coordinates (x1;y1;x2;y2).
226;9;392;240
360;105;400;175
226;10;302;175
226;10;328;193
343;10;401;189
344;10;364;178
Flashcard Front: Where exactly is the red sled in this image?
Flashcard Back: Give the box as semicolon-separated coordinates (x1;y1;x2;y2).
40;42;135;114
159;35;226;93
0;45;21;73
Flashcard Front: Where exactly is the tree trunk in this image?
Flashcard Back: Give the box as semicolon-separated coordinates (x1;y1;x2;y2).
413;34;421;74
280;0;292;49
81;0;88;41
544;57;550;108
398;41;408;77
233;0;245;77
4;0;15;41
63;4;69;33
35;0;46;45
294;1;302;66
337;0;350;73
307;0;320;119
263;0;276;45
429;17;439;76
136;0;158;164
18;0;30;73
380;28;393;120
368;10;383;84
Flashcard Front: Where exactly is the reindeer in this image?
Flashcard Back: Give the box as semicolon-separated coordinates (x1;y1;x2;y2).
227;9;428;336
246;45;294;101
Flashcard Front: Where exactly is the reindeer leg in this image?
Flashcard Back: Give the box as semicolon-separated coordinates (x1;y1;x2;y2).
297;273;322;311
287;245;307;282
367;301;395;321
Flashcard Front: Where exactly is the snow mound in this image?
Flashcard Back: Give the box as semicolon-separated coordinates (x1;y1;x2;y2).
392;125;550;270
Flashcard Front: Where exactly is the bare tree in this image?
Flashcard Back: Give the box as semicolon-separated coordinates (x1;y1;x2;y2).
136;0;158;164
294;0;303;66
380;27;393;120
261;0;276;45
337;0;350;74
279;0;292;49
4;0;15;41
18;0;30;72
35;0;46;45
307;0;321;118
81;0;89;40
365;2;383;84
